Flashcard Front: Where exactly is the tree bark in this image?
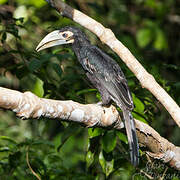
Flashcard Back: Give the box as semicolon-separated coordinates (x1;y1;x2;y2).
0;87;179;170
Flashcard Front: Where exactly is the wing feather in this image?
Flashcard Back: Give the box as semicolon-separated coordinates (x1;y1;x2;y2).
80;46;133;110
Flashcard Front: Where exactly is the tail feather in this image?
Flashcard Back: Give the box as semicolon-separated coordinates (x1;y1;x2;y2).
123;110;139;166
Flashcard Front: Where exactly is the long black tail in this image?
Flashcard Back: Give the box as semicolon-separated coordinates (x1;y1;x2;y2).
123;109;139;166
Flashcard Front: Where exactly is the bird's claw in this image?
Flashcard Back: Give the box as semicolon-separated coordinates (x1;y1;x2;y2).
96;101;103;106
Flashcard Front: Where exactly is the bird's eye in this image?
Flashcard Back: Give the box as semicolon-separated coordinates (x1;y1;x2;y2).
62;33;68;38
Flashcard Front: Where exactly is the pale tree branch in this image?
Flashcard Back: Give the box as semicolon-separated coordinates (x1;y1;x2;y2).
0;87;180;170
45;0;180;127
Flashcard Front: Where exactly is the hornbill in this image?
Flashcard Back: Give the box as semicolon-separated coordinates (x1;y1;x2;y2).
36;26;139;166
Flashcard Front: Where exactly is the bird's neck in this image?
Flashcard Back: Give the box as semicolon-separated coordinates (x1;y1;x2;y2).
72;37;90;60
72;37;90;49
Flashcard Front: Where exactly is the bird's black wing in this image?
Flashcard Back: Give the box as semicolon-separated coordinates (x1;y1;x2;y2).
80;45;134;110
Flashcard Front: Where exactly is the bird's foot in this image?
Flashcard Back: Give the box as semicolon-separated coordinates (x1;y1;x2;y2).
96;101;103;106
96;101;111;107
86;121;99;128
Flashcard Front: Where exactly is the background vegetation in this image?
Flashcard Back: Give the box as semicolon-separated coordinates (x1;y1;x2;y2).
0;0;180;179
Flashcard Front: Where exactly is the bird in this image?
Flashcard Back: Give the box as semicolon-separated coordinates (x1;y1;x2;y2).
36;26;139;166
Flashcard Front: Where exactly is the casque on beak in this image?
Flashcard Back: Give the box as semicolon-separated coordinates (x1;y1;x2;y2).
36;30;72;52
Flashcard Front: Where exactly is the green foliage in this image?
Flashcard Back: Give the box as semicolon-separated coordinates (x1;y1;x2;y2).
116;131;128;144
0;0;180;179
99;151;114;177
88;127;104;138
86;150;94;169
32;78;44;97
102;131;116;153
136;28;152;48
136;20;168;50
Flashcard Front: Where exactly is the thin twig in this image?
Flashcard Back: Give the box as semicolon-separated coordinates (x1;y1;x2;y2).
26;147;41;180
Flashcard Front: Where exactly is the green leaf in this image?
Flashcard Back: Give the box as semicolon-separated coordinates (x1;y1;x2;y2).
99;151;114;177
116;131;128;144
28;59;42;72
0;147;10;152
172;177;180;180
88;128;104;138
132;93;144;113
32;78;44;97
153;29;167;50
96;92;101;101
77;89;97;96
16;0;46;8
132;112;147;124
136;28;152;48
0;0;7;4
29;0;46;8
102;131;116;153
145;0;156;8
86;150;94;168
52;63;62;77
0;136;17;144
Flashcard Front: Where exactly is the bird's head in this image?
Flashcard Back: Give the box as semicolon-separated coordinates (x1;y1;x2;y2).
36;26;89;52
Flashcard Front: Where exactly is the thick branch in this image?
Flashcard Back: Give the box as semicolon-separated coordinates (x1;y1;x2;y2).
0;87;179;170
45;0;180;127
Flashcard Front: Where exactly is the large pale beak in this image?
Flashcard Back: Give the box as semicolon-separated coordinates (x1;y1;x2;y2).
36;30;69;52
